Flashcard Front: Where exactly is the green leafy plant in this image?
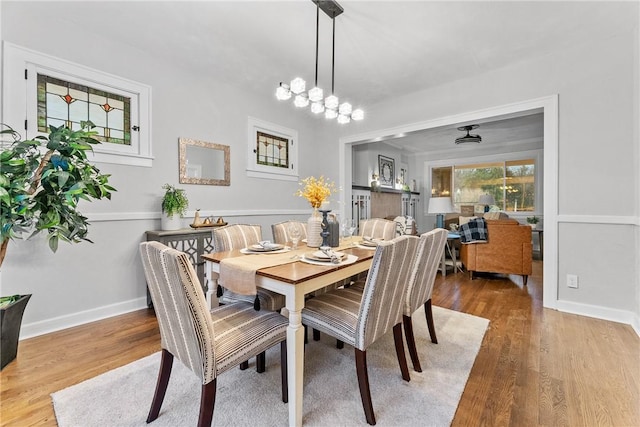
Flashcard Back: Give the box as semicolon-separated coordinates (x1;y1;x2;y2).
0;122;116;267
526;216;539;224
0;295;21;309
161;184;189;218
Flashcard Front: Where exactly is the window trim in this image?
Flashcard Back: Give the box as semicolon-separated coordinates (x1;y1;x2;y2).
425;149;543;215
2;42;153;167
246;117;298;181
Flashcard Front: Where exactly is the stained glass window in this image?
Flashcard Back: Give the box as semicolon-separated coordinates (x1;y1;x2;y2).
256;131;289;169
37;74;131;145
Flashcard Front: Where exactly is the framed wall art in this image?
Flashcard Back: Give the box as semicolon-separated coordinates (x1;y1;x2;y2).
378;155;395;188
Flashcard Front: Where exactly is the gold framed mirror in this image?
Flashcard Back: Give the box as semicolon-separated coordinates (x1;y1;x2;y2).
179;138;230;186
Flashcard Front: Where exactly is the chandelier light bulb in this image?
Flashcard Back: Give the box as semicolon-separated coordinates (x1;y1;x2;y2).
324;94;339;110
325;108;338;119
351;109;364;121
276;83;291;100
338;102;352;116
308;87;324;102
311;102;325;114
290;78;306;95
294;93;309;108
337;114;351;124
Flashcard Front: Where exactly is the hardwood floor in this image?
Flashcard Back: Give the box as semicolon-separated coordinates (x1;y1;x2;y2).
1;260;638;426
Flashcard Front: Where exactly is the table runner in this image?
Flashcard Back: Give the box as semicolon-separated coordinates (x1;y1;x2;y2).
219;237;360;296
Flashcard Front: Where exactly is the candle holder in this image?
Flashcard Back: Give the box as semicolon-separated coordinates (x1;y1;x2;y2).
319;209;331;247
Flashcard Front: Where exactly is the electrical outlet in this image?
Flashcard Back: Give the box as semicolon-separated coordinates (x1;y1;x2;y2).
567;274;579;289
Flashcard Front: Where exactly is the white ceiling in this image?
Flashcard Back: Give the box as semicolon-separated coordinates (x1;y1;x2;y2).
47;0;636;152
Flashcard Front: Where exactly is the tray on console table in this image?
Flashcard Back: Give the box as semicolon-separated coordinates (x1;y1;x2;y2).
190;222;227;228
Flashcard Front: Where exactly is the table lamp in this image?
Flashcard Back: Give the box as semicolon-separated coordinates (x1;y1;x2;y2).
478;194;495;212
428;197;453;229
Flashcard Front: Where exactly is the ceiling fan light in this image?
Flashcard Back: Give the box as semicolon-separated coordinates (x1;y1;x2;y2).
308;87;324;102
337;114;351;124
325;108;338;119
455;124;482;144
338;102;352;115
275;83;291;100
294;93;309;108
324;95;339;110
290;77;306;95
311;101;325;114
351;109;364;120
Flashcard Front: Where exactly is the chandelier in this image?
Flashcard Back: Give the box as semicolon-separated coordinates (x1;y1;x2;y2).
275;0;364;124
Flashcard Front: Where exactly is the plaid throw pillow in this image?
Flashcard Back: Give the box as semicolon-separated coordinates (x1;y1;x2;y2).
459;218;488;244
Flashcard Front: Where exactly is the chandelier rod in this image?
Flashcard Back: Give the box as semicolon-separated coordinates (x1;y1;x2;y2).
331;15;335;94
315;3;319;87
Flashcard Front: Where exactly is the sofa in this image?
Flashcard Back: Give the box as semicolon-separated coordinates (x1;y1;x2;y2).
459;219;533;285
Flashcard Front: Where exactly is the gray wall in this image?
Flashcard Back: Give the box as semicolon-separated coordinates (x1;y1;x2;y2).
1;2;638;336
0;2;340;337
338;21;640;331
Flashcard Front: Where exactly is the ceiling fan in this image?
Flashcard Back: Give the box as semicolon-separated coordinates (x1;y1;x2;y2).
455;124;482;144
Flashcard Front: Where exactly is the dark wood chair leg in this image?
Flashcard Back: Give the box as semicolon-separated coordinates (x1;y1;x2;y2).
469;271;474;280
256;351;266;373
313;328;321;341
197;380;217;427
424;299;438;344
239;361;249;370
280;341;288;403
392;323;410;382
402;315;422;373
355;348;376;426
336;339;344;349
147;349;174;423
522;275;528;286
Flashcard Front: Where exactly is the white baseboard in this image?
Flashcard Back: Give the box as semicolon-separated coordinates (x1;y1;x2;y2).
20;297;148;340
556;300;640;337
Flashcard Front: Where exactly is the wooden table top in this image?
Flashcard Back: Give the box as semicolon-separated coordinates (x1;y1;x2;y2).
202;245;375;285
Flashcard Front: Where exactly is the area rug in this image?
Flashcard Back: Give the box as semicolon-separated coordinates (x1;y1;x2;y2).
52;306;489;426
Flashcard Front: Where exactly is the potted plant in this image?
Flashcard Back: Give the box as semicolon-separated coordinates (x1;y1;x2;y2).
0;121;116;369
526;216;540;229
161;183;188;230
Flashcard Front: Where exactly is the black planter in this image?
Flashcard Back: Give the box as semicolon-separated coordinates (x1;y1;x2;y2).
1;294;31;370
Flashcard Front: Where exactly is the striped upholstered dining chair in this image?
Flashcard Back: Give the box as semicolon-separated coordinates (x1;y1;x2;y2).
271;220;307;244
359;218;397;241
301;235;418;425
212;224;286;372
402;229;448;372
139;241;288;427
212;224;286;312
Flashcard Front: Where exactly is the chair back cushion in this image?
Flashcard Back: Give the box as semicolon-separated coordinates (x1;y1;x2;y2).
356;235;418;349
405;229;448;315
213;224;262;252
359;218;397;241
271;220;308;244
139;241;216;384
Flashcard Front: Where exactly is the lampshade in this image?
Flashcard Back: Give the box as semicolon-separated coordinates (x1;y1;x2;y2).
478;194;495;206
428;197;453;214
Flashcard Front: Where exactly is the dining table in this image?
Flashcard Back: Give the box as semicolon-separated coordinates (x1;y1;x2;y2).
202;236;375;427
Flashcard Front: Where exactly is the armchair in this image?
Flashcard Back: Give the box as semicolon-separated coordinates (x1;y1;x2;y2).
459;219;533;285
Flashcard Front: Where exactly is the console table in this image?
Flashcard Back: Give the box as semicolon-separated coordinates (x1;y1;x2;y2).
145;228;215;307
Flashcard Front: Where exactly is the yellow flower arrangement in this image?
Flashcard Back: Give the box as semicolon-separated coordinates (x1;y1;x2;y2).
295;176;337;209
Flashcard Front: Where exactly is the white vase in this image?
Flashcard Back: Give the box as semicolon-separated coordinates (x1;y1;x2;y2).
307;209;323;248
161;213;182;231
